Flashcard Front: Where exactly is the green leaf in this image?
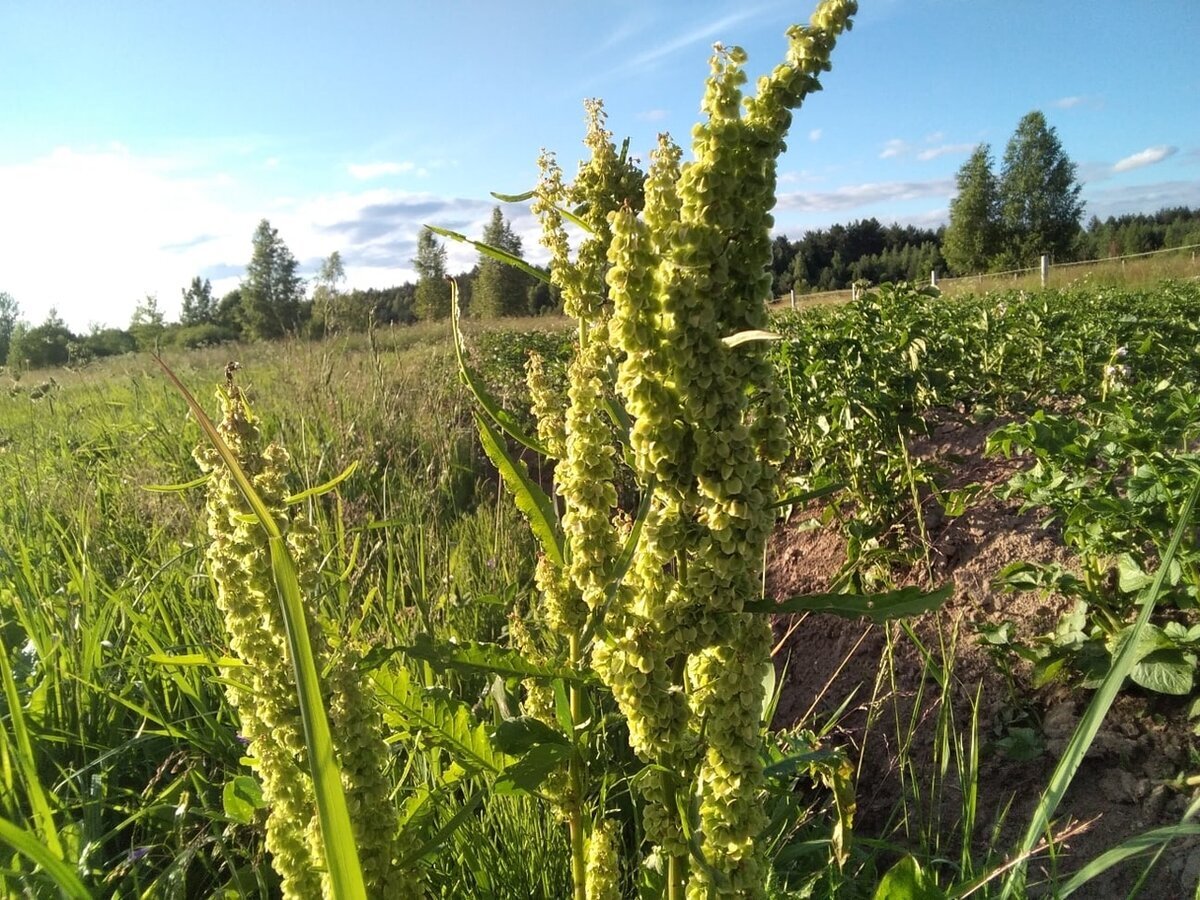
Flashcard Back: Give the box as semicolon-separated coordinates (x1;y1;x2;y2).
490;717;569;755
0;817;91;899
475;412;564;567
872;855;945;900
400;633;592;684
449;284;551;457
493;743;571;795
142;473;210;493
427;224;551;284
1131;649;1195;695
372;666;513;776
284;460;359;504
746;584;952;623
147;652;245;668
223;775;265;825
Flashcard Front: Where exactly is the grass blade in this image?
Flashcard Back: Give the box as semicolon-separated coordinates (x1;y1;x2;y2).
1058;824;1200;897
153;356;367;900
1000;475;1200;897
0;817;90;899
0;636;63;861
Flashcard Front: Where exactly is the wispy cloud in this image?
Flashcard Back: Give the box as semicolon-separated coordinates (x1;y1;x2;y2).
777;178;955;213
879;139;909;159
809;128;823;142
916;143;975;162
1054;96;1085;109
348;161;420;180
1112;145;1178;174
618;4;776;74
1085;179;1200;219
637;109;669;122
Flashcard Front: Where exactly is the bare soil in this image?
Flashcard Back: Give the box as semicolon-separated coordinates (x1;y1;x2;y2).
766;408;1200;897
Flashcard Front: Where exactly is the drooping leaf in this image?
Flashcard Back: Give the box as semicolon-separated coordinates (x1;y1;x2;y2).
427;225;551;284
475;412;564;567
450;282;551;457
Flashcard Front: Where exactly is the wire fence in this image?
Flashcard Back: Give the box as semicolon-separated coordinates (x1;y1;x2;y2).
772;241;1200;309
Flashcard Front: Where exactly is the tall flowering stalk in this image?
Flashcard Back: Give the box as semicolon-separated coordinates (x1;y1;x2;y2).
193;383;417;899
522;3;858;897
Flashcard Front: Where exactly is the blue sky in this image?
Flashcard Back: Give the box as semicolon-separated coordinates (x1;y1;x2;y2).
2;0;1197;330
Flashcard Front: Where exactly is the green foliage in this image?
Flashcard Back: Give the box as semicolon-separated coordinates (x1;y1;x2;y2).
943;144;1001;275
241;219;305;339
998;110;1085;265
413;227;452;321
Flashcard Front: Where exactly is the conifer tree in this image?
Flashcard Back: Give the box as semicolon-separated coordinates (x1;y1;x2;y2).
412;227;452;320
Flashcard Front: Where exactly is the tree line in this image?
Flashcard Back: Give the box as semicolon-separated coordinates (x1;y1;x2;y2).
0;208;559;373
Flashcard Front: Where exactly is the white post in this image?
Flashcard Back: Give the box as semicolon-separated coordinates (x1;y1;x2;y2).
1040;254;1049;287
790;288;796;310
930;269;938;288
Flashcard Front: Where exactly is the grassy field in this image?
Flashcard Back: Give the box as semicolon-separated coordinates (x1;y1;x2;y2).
3;280;1200;897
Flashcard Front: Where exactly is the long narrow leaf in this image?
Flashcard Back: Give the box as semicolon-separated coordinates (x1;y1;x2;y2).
744;584;952;622
284;460;359;504
154;357;367;900
0;638;63;862
489;191;593;233
0;817;90;899
1001;476;1200;897
1058;824;1200;897
475;411;564;567
449;281;551;457
427;225;551;284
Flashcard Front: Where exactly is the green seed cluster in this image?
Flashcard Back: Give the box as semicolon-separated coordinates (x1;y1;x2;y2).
524;2;857;895
195;387;416;899
585;818;622;900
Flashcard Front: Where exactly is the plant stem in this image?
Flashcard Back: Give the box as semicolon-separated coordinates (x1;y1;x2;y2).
568;633;588;900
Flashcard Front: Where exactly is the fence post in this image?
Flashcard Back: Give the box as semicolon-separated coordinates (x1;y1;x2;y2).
790;288;796;310
1040;255;1049;287
930;269;938;288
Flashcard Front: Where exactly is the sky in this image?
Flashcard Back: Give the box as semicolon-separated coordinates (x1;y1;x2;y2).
2;0;1198;331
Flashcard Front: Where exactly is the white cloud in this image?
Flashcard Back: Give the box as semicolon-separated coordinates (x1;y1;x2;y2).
916;143;975;162
1085;179;1200;219
777;178;955;213
879;139;909;159
809;128;823;142
0;146;534;331
1112;145;1178;174
637;109;669;122
347;161;418;180
1054;96;1085;109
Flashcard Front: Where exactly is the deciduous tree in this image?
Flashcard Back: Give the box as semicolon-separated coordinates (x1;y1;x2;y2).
998;111;1084;265
943;144;1001;274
